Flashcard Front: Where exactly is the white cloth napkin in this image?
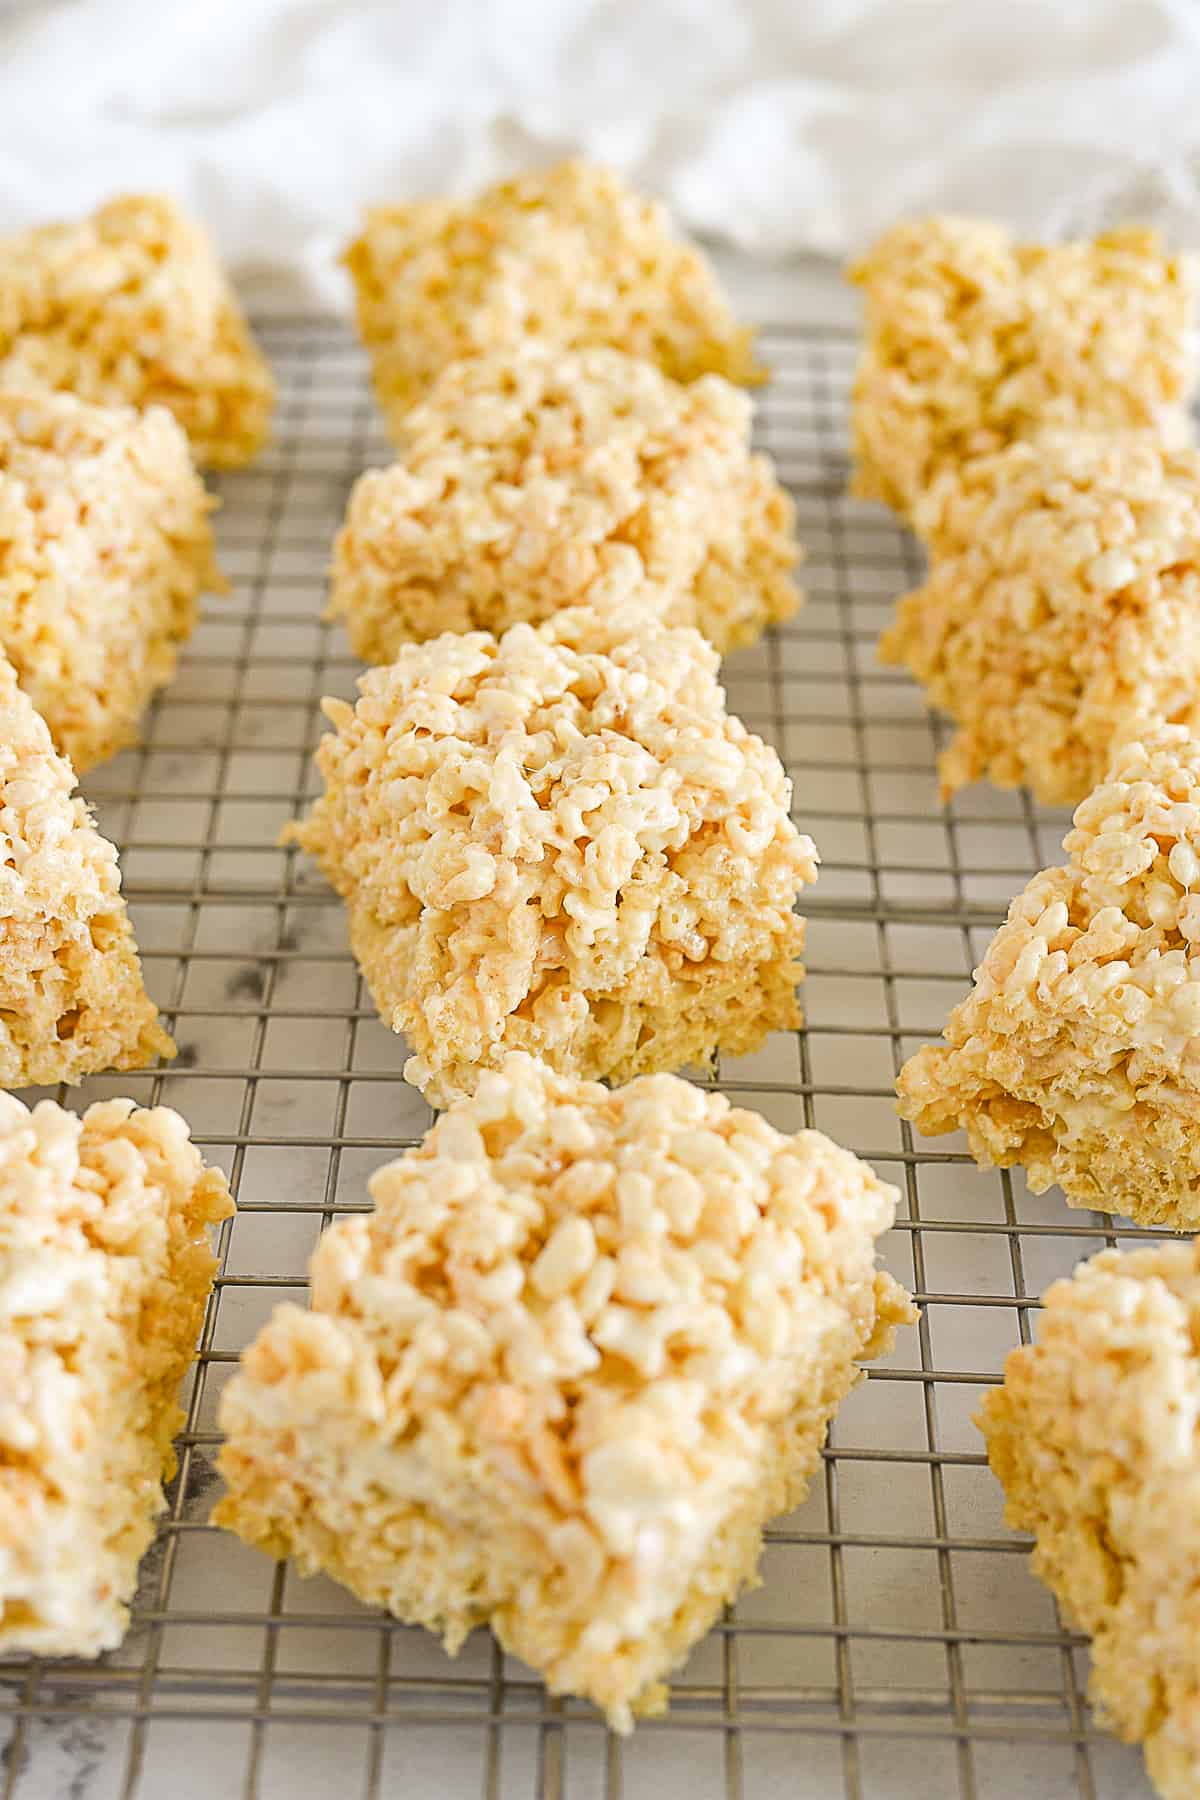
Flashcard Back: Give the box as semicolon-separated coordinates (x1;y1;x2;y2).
4;0;1200;306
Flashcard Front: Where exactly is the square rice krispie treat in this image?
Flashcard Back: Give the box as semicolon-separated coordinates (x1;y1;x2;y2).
0;193;274;467
287;607;817;1106
849;216;1198;516
980;1238;1200;1800
879;435;1200;807
0;655;174;1087
0;391;223;771
330;341;800;662
897;726;1200;1228
214;1054;914;1729
0;1092;233;1657
345;160;762;434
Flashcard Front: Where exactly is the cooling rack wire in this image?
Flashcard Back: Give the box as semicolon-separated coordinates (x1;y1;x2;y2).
0;318;1157;1800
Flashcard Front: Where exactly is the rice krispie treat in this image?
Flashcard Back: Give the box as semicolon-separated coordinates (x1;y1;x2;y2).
849;216;1198;516
897;726;1200;1228
330;341;800;662
879;435;1200;807
287;608;817;1106
980;1239;1200;1799
0;194;274;468
214;1054;913;1728
346;160;762;433
0;1092;233;1657
0;656;173;1087
0;391;223;771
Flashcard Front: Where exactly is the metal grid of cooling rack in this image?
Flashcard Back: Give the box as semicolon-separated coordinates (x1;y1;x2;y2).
0;318;1157;1800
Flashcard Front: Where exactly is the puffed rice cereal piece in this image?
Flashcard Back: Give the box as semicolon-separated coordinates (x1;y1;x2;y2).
0;1091;233;1657
346;160;762;433
214;1053;913;1729
980;1238;1200;1800
330;341;800;661
0;391;223;771
849;216;1198;516
879;434;1200;807
286;607;818;1106
0;194;274;468
0;655;173;1087
897;725;1200;1228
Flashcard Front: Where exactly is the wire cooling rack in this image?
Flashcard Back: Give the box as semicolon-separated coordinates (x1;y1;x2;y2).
0;317;1156;1800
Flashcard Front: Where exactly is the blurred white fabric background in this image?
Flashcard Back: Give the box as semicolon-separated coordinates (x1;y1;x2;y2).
3;0;1200;304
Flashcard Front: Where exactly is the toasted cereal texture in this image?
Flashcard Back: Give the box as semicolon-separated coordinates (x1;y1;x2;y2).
879;435;1200;807
896;726;1200;1228
0;1087;232;1648
330;341;800;661
286;607;817;1106
345;161;763;433
0;391;223;771
980;1239;1200;1799
849;216;1198;516
214;1053;914;1729
0;194;274;468
0;1091;233;1657
0;656;174;1087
